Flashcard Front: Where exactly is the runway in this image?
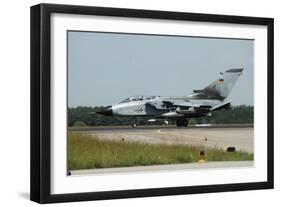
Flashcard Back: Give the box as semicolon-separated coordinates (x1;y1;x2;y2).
71;126;254;153
70;161;254;176
70;124;253;132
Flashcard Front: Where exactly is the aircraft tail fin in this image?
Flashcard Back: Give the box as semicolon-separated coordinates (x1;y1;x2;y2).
193;68;243;100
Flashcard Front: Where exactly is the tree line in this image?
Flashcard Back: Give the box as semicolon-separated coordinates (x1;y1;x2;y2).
68;105;253;127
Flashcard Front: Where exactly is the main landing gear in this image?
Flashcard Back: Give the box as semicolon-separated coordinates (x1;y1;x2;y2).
131;123;138;128
176;119;188;127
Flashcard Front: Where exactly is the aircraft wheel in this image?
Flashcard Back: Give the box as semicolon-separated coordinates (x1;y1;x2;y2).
182;120;188;127
132;123;137;128
176;120;182;127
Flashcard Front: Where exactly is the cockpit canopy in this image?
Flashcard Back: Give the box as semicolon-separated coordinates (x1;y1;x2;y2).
120;95;157;103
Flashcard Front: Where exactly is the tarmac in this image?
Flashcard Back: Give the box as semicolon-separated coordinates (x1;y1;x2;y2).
70;161;254;175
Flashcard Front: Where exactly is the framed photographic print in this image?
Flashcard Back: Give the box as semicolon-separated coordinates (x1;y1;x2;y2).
30;3;274;203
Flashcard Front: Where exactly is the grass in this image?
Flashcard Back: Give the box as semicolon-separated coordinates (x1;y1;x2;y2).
68;133;253;170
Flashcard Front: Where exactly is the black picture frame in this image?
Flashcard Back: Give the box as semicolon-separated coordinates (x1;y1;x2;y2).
30;3;274;204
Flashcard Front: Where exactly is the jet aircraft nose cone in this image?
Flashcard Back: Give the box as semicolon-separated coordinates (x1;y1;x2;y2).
96;106;113;116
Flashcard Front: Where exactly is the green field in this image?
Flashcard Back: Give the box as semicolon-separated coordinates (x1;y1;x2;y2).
68;133;253;170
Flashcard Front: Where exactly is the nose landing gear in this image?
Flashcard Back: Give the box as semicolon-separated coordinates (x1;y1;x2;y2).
176;119;188;127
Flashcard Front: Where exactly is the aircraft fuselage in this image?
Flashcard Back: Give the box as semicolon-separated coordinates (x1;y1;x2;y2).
95;68;243;127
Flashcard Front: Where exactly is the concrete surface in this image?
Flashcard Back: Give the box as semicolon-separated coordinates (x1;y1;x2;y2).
76;127;253;153
70;161;254;175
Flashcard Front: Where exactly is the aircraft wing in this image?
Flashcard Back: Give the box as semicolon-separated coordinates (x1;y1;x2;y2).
146;100;210;110
167;100;201;108
145;102;164;110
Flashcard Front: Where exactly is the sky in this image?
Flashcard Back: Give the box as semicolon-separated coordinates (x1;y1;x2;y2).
68;31;254;107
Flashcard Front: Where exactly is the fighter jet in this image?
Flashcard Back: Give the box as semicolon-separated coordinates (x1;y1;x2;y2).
96;68;243;127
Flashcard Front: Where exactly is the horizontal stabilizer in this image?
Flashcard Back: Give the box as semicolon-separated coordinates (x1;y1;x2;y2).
211;100;231;111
